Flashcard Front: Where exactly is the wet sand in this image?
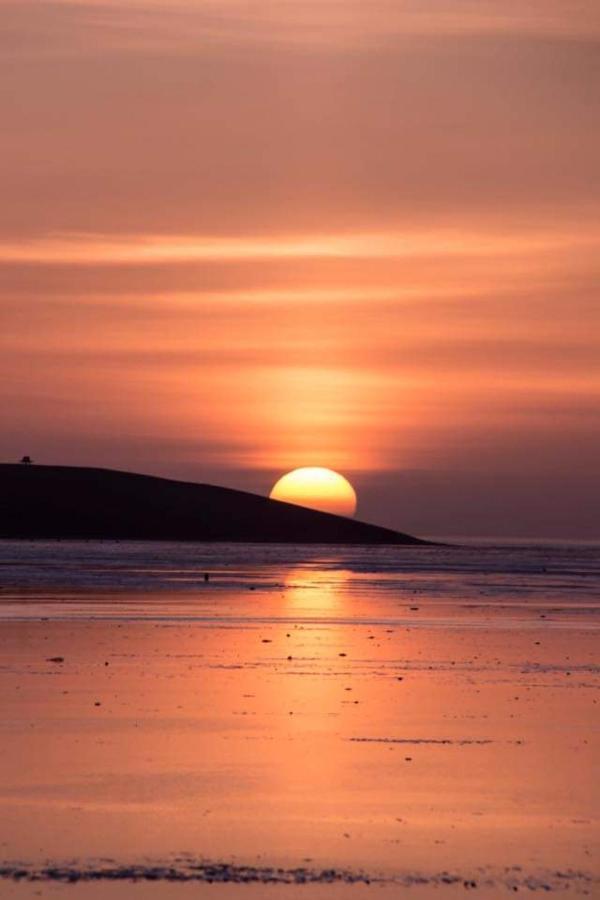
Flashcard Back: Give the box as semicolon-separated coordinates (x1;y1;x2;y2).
0;563;598;898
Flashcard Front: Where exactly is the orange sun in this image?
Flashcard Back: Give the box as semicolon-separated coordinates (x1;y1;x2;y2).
269;467;357;518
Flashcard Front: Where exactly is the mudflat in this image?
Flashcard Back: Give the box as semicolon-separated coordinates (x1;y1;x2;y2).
0;541;598;898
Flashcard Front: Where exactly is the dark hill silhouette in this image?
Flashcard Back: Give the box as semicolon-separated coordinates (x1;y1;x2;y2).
0;464;426;544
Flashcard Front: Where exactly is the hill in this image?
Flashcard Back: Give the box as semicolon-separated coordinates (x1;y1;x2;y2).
0;464;426;544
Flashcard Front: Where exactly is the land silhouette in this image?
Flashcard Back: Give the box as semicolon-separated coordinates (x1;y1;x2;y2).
0;464;425;544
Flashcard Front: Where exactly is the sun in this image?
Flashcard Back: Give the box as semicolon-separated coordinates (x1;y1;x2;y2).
269;467;357;518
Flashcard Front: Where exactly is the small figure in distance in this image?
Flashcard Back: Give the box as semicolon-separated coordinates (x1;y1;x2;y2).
20;455;33;465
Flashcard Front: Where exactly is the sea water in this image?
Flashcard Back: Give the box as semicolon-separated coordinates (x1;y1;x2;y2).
0;540;598;621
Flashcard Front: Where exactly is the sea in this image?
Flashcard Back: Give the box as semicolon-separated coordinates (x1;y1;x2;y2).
0;539;598;623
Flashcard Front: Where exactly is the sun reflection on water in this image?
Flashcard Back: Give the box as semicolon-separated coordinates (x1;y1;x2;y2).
282;565;352;614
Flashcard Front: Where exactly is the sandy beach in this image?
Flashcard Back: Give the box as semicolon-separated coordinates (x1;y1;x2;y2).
0;541;598;898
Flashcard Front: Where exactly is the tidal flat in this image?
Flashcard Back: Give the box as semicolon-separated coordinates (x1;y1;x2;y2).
0;541;598;898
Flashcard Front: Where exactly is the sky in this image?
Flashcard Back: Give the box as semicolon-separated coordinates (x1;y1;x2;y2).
1;0;599;539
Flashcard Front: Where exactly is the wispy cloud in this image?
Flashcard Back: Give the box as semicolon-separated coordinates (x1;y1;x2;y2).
4;1;597;61
2;227;598;265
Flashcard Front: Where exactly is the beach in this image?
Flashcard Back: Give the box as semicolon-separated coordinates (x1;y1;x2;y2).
0;541;598;898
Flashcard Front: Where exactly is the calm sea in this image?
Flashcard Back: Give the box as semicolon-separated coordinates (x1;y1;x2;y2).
0;540;598;622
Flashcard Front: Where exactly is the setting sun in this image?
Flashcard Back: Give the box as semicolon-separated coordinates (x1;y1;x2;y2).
269;467;357;518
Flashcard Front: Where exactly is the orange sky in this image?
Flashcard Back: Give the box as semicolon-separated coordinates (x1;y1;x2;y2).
1;0;599;538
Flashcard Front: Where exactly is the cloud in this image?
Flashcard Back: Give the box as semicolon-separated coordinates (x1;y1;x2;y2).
2;226;598;265
1;3;598;241
3;1;599;61
1;0;599;536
